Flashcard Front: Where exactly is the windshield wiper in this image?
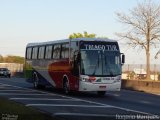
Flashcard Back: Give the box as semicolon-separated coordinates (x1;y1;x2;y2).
104;55;115;76
92;54;100;76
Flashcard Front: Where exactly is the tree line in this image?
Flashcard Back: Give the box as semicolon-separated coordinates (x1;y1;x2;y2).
0;55;24;64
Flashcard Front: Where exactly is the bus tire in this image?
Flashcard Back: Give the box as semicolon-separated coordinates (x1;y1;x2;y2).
33;74;40;89
63;78;70;94
97;91;106;96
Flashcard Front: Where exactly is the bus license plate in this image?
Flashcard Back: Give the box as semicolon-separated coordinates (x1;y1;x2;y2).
99;86;106;89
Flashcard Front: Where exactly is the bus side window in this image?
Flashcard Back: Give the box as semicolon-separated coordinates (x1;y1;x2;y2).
38;46;45;59
65;43;69;58
61;43;69;59
32;47;38;59
53;44;61;59
45;45;52;59
26;47;32;59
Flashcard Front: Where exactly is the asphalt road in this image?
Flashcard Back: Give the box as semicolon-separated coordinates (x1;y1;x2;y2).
0;77;160;120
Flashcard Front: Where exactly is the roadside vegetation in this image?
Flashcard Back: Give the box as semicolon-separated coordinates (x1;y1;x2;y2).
0;97;62;120
0;55;24;64
69;31;96;39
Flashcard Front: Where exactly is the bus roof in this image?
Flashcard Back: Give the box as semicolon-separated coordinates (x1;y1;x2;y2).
26;38;118;47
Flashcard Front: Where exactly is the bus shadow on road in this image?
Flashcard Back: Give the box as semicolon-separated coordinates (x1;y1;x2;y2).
36;86;120;100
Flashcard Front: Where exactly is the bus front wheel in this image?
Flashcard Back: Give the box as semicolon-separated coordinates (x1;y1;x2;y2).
33;74;40;89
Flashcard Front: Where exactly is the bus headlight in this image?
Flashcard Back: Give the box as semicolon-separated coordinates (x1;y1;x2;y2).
81;77;89;82
80;76;89;82
80;76;96;82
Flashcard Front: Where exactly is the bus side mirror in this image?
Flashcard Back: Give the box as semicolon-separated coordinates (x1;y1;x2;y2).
121;54;125;64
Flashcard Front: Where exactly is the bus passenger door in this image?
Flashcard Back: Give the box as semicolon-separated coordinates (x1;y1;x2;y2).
72;51;80;77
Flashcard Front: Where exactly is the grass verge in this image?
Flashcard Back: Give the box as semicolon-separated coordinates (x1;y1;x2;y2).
0;97;62;120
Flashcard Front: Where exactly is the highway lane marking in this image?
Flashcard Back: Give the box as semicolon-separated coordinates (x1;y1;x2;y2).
0;84;11;87
0;86;5;88
0;84;8;86
0;82;156;116
140;100;152;104
26;104;111;108
10;98;81;101
1;79;31;85
0;83;76;98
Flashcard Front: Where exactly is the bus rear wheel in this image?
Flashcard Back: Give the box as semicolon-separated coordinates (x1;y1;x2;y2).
33;75;39;89
33;74;42;89
97;91;106;96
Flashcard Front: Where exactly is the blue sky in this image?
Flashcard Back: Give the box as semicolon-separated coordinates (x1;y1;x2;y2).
0;0;160;64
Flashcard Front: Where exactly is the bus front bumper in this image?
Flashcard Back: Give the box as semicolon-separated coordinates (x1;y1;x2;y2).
78;81;121;92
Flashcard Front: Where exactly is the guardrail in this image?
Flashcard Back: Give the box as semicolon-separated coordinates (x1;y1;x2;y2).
122;79;160;94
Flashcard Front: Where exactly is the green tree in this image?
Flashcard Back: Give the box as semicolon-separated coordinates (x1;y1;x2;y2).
116;1;160;80
4;56;24;64
69;31;96;39
0;55;3;62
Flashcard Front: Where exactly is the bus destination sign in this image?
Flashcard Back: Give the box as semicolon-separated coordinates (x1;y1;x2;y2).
80;41;119;51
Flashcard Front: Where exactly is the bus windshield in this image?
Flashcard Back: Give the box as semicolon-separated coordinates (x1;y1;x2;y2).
80;50;122;77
